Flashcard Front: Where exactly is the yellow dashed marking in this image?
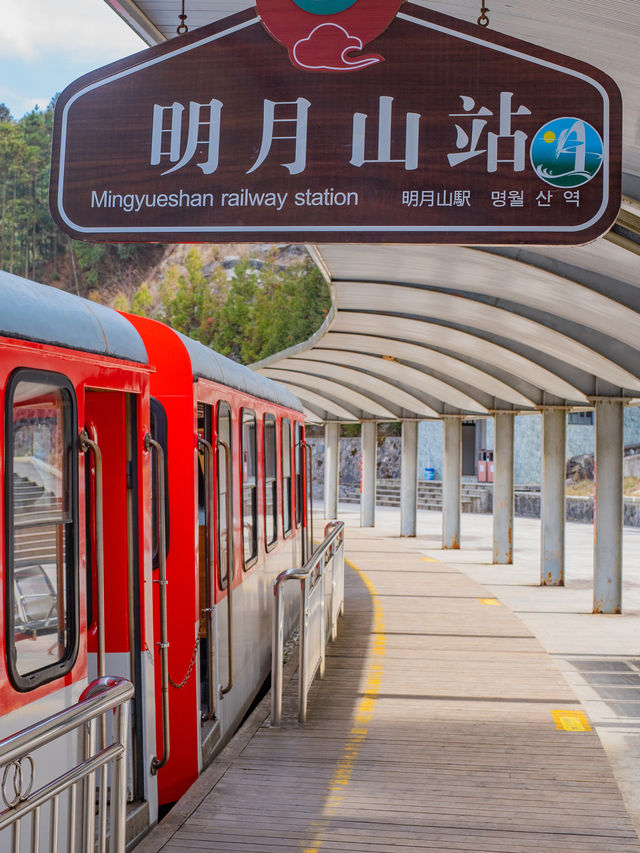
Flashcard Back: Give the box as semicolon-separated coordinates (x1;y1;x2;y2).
478;597;500;606
302;557;385;852
421;556;436;562
552;709;591;731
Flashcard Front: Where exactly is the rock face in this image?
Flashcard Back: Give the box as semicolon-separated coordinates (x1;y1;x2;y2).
566;453;594;482
306;436;401;497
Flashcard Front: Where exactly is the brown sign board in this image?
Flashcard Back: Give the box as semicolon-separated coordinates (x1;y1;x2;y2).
49;3;621;245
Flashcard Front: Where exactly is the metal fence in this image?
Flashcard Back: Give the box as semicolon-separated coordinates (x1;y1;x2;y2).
272;521;345;726
0;676;133;853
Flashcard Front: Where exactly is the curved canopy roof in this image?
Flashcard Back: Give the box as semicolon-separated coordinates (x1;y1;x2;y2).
105;0;640;423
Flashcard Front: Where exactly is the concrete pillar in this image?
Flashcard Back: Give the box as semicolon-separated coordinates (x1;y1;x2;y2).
442;418;461;549
360;421;377;528
541;409;566;585
594;400;624;613
400;421;418;537
493;412;514;564
324;422;339;520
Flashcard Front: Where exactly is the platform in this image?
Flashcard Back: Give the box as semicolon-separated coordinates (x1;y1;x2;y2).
136;507;640;852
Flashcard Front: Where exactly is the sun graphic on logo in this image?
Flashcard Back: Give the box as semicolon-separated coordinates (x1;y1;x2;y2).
543;131;556;143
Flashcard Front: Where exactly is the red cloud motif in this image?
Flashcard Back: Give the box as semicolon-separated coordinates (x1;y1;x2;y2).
257;0;404;73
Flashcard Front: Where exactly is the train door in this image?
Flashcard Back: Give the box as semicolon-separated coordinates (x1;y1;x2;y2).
84;390;150;820
216;400;234;729
196;401;233;764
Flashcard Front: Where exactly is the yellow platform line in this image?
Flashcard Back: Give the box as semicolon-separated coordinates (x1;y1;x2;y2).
302;557;386;853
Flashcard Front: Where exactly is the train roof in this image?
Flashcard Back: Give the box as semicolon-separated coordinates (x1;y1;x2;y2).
175;331;304;413
0;271;149;364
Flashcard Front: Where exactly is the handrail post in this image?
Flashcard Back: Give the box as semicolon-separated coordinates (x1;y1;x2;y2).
299;574;310;724
319;561;326;679
113;698;130;850
83;717;97;850
271;576;286;727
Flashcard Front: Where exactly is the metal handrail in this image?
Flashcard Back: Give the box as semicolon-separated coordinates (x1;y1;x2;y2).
79;431;105;679
272;520;345;726
0;676;133;852
218;437;234;697
198;436;216;722
80;429;110;848
145;433;170;774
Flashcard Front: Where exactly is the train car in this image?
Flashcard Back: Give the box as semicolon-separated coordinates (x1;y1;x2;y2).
125;314;307;808
0;270;157;849
0;271;308;849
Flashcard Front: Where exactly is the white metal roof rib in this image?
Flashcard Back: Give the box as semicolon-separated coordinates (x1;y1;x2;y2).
104;0;640;421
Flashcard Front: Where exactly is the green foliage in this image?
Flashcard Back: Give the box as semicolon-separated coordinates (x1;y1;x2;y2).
341;424;361;437
0;101;165;292
157;249;330;364
72;242;107;287
159;249;227;346
130;282;153;316
0;104;56;279
112;292;130;312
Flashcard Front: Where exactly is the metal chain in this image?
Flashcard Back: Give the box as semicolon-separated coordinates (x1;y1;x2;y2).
177;0;188;34
477;1;490;27
168;616;203;689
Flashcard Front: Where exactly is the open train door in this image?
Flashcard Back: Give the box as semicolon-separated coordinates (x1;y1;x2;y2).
196;401;230;766
84;389;157;840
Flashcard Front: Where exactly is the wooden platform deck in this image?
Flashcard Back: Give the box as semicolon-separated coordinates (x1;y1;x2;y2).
137;526;640;852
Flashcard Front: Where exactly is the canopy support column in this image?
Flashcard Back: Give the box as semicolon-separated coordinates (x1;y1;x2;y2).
442;417;461;549
401;421;418;537
593;399;623;614
493;412;514;564
361;421;377;528
324;422;339;520
541;409;566;586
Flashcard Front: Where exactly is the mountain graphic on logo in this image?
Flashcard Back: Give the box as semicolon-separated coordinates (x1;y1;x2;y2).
257;0;404;72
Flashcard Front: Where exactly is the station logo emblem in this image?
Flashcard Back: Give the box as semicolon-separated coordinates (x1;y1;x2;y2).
530;118;604;188
256;0;404;71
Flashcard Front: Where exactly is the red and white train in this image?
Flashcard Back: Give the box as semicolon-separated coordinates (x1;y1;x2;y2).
0;270;308;846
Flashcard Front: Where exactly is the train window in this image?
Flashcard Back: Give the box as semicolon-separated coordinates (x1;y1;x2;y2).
5;370;78;691
294;421;304;528
241;409;258;567
217;402;233;588
264;415;277;548
150;398;170;568
282;418;292;536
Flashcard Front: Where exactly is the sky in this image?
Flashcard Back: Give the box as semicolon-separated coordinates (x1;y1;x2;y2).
0;0;145;119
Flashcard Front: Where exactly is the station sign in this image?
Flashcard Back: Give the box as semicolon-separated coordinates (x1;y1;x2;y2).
49;2;621;244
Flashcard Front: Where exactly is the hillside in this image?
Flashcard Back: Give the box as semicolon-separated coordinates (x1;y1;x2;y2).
0;100;331;365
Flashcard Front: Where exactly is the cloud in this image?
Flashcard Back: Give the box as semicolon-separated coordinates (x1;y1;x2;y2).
0;82;51;118
292;23;382;72
0;0;143;61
